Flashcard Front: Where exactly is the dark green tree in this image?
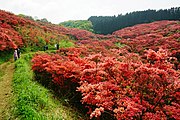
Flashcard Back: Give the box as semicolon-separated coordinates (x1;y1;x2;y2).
88;7;180;34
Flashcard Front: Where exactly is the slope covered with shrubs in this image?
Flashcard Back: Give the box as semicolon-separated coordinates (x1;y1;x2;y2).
0;9;179;120
32;20;180;119
0;10;102;53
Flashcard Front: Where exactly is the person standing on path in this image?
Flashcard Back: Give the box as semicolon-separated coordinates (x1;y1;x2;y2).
55;43;59;50
14;50;18;61
17;48;21;58
56;43;59;50
44;45;48;51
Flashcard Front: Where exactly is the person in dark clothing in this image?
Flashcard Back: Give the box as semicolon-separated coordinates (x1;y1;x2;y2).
17;48;21;58
44;45;46;51
56;43;59;50
46;45;48;50
44;45;48;51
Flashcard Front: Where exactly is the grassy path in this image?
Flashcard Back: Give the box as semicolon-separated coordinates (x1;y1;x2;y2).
0;62;14;120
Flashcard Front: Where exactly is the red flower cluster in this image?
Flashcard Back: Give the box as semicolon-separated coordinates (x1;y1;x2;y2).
0;10;103;51
0;22;23;50
113;20;180;54
32;48;180;119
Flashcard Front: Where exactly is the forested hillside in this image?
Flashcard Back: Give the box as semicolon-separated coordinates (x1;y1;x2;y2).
59;20;94;32
89;7;180;34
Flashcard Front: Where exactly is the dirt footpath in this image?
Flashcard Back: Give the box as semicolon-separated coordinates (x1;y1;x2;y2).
0;62;14;120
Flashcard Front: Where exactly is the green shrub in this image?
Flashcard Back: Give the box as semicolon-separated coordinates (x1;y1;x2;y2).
59;40;74;48
59;20;94;32
115;42;126;48
0;50;13;64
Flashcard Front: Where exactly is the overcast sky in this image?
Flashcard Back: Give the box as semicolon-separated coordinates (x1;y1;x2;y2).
0;0;179;24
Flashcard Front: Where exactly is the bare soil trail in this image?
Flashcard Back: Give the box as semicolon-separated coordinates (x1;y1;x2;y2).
0;62;14;120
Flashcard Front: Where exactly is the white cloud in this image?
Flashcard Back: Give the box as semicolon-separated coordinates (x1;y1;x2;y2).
0;0;179;24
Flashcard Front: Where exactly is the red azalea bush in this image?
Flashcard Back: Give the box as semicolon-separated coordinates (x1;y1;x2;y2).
77;49;180;119
0;10;39;51
113;20;177;39
0;24;23;50
32;48;180;119
113;20;180;56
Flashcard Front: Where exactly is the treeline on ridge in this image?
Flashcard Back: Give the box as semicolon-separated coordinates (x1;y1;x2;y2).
59;20;94;32
88;7;180;34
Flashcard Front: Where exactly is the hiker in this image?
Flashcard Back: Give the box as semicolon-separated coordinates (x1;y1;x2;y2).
46;45;48;50
54;43;59;50
17;48;21;58
56;43;59;50
14;50;18;61
44;45;46;51
44;45;48;51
